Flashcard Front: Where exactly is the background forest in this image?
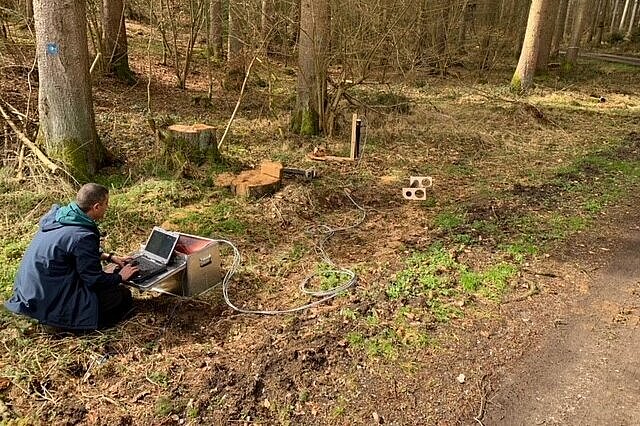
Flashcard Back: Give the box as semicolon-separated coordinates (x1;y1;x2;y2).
0;0;639;424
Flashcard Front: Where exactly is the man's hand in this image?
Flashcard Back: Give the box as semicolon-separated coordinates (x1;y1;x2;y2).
118;263;139;282
111;255;132;267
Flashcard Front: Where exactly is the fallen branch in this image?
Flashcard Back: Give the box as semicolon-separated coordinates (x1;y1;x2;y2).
0;102;59;174
2;98;30;123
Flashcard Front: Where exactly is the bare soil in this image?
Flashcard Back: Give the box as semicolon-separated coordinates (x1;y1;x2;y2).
485;196;640;425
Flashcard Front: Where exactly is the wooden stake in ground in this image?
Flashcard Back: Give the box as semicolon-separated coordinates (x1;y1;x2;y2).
161;123;220;164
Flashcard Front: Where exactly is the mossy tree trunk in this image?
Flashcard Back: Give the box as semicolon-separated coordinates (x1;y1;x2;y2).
511;0;553;93
291;0;329;136
103;0;133;82
34;0;105;180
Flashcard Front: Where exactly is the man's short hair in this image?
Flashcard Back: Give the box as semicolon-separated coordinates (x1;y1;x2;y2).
76;183;109;212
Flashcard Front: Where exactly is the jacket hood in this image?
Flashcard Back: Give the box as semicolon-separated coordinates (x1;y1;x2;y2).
41;203;97;232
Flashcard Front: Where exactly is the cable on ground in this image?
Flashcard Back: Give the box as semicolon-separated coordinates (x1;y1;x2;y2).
215;189;366;315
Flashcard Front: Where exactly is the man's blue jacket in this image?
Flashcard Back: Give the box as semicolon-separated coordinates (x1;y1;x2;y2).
4;204;122;330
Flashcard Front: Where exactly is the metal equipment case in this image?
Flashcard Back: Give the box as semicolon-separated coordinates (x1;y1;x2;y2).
131;232;223;297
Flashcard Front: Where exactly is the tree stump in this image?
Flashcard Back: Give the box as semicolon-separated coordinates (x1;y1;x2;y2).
215;161;283;198
162;124;220;164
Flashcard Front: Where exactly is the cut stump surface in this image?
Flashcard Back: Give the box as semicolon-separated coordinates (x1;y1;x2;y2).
216;161;283;197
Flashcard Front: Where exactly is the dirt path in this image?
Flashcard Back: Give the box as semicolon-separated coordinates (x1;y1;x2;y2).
484;212;640;425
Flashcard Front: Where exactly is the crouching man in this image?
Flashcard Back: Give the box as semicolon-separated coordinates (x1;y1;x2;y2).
4;183;139;331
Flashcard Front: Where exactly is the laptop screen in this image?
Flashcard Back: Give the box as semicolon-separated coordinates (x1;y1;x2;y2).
144;228;178;261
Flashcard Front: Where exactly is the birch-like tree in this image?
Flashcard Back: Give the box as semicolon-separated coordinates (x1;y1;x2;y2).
626;0;639;38
619;0;632;31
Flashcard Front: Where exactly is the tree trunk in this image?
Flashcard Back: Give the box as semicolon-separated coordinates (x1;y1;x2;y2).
285;0;300;64
626;0;639;36
20;0;34;27
585;0;602;42
594;0;607;44
103;0;133;82
291;0;329;136
564;0;575;38
161;124;220;164
619;0;631;30
1;16;7;39
551;0;570;56
564;0;589;70
261;0;274;54
499;0;513;22
537;0;561;71
457;1;475;52
228;0;242;63
225;0;244;88
611;0;621;32
209;0;223;61
433;0;450;74
511;0;553;92
480;0;500;70
33;0;104;179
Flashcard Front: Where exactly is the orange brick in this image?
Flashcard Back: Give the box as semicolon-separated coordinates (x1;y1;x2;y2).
260;161;283;179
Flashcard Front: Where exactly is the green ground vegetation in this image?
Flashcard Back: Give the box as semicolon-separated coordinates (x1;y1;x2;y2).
0;56;639;423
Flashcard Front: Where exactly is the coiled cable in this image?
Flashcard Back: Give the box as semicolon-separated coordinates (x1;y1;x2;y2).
216;189;366;314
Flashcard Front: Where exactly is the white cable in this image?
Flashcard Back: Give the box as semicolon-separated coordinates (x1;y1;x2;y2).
216;190;366;315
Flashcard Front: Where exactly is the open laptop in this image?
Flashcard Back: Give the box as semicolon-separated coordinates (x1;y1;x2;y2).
129;227;180;284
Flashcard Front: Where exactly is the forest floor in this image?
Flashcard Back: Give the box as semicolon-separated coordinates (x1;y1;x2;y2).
1;26;640;425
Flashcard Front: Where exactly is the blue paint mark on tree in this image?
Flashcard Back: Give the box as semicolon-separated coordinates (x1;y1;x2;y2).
46;43;59;55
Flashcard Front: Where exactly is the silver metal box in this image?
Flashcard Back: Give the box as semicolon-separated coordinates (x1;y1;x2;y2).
131;233;223;297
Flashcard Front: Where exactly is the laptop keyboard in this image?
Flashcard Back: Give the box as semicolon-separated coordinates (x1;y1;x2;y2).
130;256;167;283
